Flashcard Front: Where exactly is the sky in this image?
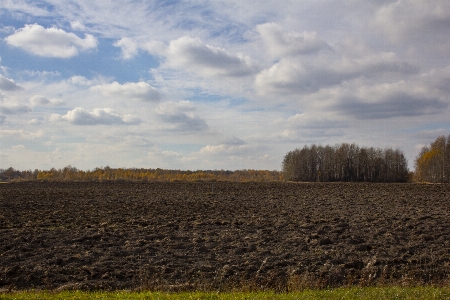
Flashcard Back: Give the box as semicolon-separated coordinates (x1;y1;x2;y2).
0;0;449;171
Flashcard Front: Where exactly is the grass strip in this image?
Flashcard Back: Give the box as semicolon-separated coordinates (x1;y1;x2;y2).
1;287;450;300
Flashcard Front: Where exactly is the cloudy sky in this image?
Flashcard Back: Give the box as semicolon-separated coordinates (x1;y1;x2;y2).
1;1;449;171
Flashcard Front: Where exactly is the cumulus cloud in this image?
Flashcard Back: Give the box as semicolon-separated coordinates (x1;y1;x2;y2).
114;37;138;59
374;1;450;43
156;100;209;132
255;58;351;95
0;129;44;139
87;133;154;149
141;40;166;57
336;92;448;119
371;1;450;57
0;104;31;115
163;36;258;77
200;143;250;155
5;24;97;58
256;22;330;58
28;118;42;125
29;95;50;106
0;75;21;91
200;136;249;155
415;128;450;142
285;113;348;129
301;75;449;121
221;136;246;146
51;107;141;125
29;95;64;106
276;113;347;142
199;136;247;156
70;20;86;31
116;35;258;78
125;136;154;149
255;50;417;96
1;1;50;17
68;75;100;86
91;81;161;101
420;65;450;94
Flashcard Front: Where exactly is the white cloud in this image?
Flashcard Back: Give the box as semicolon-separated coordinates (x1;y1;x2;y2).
29;95;50;106
0;128;44;139
200;144;250;155
0;75;21;91
221;136;246;146
12;144;25;150
166;149;186;157
155;100;194;115
23;70;61;77
91;81;161;101
5;24;98;58
114;37;138;59
198;135;250;157
256;22;330;58
68;75;98;86
142;40;167;57
0;104;31;115
51;107;141;125
333;82;449;119
124;136;154;149
28;118;42;125
272;113;347;142
1;1;50;17
255;43;417;96
156;100;209;132
0;64;7;75
164;36;258;77
415;128;450;141
373;0;450;55
86;133;154;150
29;95;64;106
70;20;86;31
285;113;347;129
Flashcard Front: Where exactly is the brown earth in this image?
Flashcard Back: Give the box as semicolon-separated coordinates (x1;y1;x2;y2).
1;181;450;291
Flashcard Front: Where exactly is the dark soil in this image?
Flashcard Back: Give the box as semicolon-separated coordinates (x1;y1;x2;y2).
1;181;450;291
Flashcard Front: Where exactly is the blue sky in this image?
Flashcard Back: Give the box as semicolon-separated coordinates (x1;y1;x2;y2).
1;0;450;171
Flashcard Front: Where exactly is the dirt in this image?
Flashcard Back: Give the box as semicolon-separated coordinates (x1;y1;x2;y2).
1;181;450;291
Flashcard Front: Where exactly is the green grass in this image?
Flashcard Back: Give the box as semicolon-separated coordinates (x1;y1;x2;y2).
2;287;450;300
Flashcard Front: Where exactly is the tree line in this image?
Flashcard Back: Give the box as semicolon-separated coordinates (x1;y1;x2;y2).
282;143;409;182
414;135;450;183
3;135;449;183
0;166;282;182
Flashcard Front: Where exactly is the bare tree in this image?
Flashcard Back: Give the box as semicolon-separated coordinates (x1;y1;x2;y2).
283;143;409;182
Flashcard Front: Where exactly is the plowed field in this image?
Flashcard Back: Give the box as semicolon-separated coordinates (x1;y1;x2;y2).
1;181;450;291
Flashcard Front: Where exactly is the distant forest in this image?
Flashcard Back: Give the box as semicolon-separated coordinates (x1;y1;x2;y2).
0;167;282;182
282;143;409;182
2;135;449;183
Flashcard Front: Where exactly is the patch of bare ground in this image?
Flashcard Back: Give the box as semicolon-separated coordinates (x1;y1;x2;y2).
1;182;450;291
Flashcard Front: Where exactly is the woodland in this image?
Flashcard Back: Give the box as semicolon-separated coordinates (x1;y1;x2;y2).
0;167;282;182
1;134;449;183
282;143;409;183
